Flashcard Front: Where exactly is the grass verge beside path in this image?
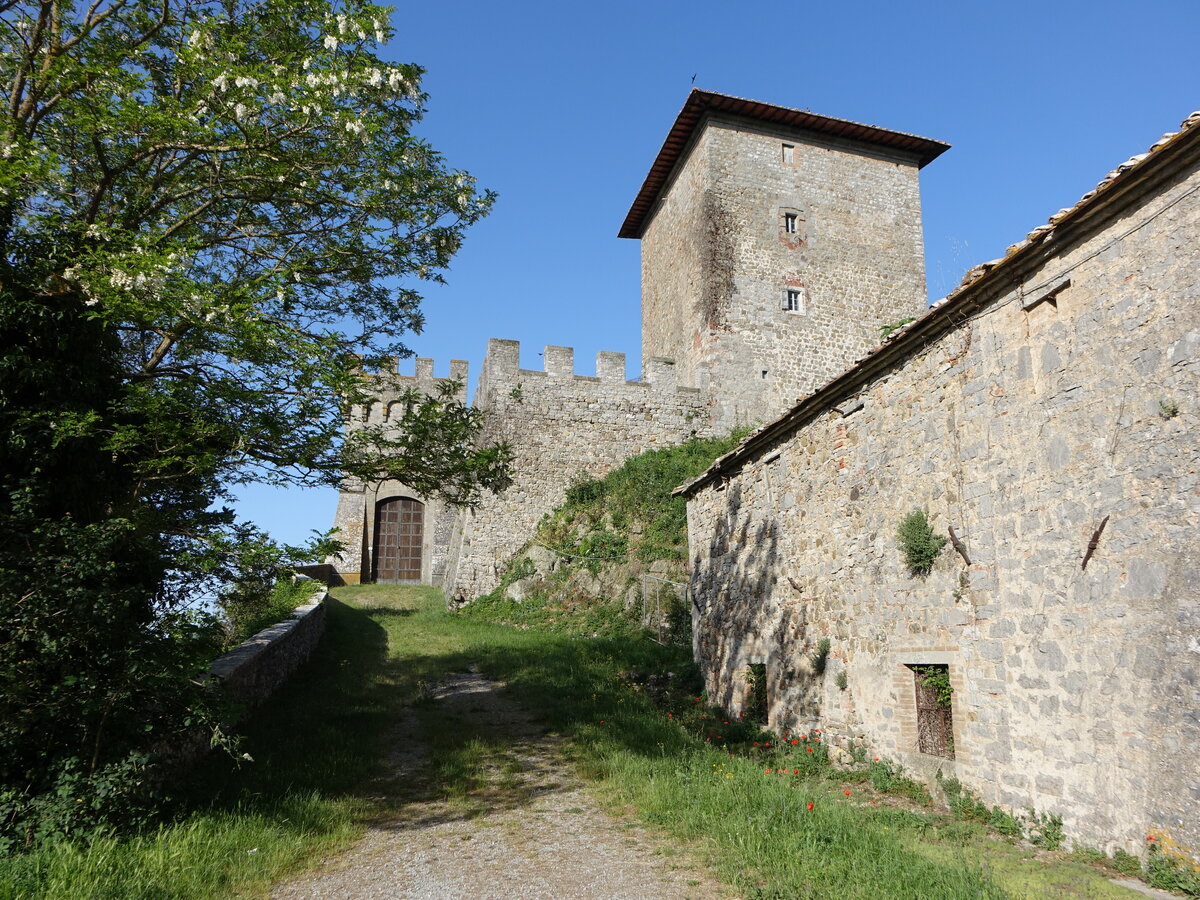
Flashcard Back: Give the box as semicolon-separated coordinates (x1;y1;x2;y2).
1;584;1164;900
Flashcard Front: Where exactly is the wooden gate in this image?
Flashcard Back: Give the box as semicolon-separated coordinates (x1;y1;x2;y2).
373;497;424;583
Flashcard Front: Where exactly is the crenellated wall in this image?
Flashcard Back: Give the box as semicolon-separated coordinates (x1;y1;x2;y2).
440;338;711;600
329;358;468;586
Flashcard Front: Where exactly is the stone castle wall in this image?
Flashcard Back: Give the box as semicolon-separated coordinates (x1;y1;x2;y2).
329;359;467;585
441;339;712;601
682;144;1200;856
641;114;929;430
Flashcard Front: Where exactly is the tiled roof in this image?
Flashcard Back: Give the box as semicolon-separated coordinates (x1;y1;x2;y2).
618;89;950;240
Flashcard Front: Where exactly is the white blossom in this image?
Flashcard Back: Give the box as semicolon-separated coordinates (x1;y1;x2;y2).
269;91;285;105
212;73;230;91
234;103;249;120
323;34;337;50
235;75;258;89
367;68;382;87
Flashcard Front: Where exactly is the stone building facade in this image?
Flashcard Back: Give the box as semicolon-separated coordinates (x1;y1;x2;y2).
328;359;467;585
676;111;1200;858
332;90;948;596
623;91;947;430
329;90;1199;855
440;339;713;601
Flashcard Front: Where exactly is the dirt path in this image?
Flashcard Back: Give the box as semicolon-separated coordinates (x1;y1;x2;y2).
271;671;730;900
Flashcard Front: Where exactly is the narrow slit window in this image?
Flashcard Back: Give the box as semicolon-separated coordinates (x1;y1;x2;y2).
783;212;798;234
782;143;795;164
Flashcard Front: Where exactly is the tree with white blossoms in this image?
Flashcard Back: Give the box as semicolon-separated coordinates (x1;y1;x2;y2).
0;0;509;842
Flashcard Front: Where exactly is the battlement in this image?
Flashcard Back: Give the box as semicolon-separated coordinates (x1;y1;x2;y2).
482;338;695;394
354;356;468;423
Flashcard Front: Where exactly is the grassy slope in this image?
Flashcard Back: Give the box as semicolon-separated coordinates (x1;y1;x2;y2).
0;585;1169;899
461;432;745;636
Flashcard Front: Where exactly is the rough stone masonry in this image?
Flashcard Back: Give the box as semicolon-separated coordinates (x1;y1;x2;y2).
678;109;1200;860
330;90;1198;860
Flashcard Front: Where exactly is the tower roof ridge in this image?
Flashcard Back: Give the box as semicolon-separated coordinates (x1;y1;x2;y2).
618;89;950;240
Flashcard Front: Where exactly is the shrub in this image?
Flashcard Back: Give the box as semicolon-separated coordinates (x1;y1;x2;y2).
896;508;947;575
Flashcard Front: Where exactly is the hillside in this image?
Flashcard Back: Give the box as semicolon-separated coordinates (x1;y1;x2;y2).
458;433;745;638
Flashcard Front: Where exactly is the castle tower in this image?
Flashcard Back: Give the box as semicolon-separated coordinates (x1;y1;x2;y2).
620;90;949;429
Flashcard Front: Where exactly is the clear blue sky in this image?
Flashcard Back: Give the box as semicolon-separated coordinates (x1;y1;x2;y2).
235;0;1200;547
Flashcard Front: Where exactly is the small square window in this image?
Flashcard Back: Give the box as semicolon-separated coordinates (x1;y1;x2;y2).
782;288;805;312
782;143;794;164
783;212;798;234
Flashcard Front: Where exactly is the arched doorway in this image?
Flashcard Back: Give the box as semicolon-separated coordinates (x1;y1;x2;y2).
373;497;424;583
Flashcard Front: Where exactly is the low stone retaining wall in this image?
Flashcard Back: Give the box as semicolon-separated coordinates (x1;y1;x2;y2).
207;585;328;710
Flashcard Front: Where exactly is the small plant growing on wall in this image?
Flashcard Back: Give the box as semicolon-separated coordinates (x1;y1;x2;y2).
1159;397;1180;419
896;508;947;575
835;670;848;691
810;637;831;676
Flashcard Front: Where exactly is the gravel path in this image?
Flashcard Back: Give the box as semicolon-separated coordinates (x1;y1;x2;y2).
271;672;730;900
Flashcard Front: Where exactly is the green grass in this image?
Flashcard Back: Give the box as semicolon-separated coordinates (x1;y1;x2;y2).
1;584;1162;899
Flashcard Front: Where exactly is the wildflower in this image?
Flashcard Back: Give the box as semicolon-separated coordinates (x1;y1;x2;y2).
667;713;673;718
844;789;852;796
806;747;813;754
873;757;880;762
806;802;814;811
765;769;771;774
791;739;799;745
599;720;605;724
765;742;771;747
1147;835;1157;842
753;742;759;746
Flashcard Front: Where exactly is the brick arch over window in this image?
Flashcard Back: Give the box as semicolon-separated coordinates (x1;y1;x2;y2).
373;496;424;583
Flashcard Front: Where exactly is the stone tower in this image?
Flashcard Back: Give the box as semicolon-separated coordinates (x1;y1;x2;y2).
620;90;949;429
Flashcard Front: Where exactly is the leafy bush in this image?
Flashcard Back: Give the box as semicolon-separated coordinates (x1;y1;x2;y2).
1147;847;1200;896
896;508;947;575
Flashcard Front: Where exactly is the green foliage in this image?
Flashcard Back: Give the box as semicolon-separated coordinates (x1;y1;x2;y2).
551;432;749;563
896;508;947;575
1110;848;1144;876
835;670;848;691
1147;847;1200;896
220;578;321;648
0;0;509;842
1027;810;1065;851
1159;397;1181;419
912;664;954;708
811;638;832;676
879;317;917;339
564;472;607;507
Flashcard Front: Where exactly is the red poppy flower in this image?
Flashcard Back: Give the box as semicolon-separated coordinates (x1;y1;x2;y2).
844;789;852;796
873;757;880;762
806;802;814;812
765;769;772;774
753;741;759;746
806;747;813;754
765;742;771;747
791;739;799;745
